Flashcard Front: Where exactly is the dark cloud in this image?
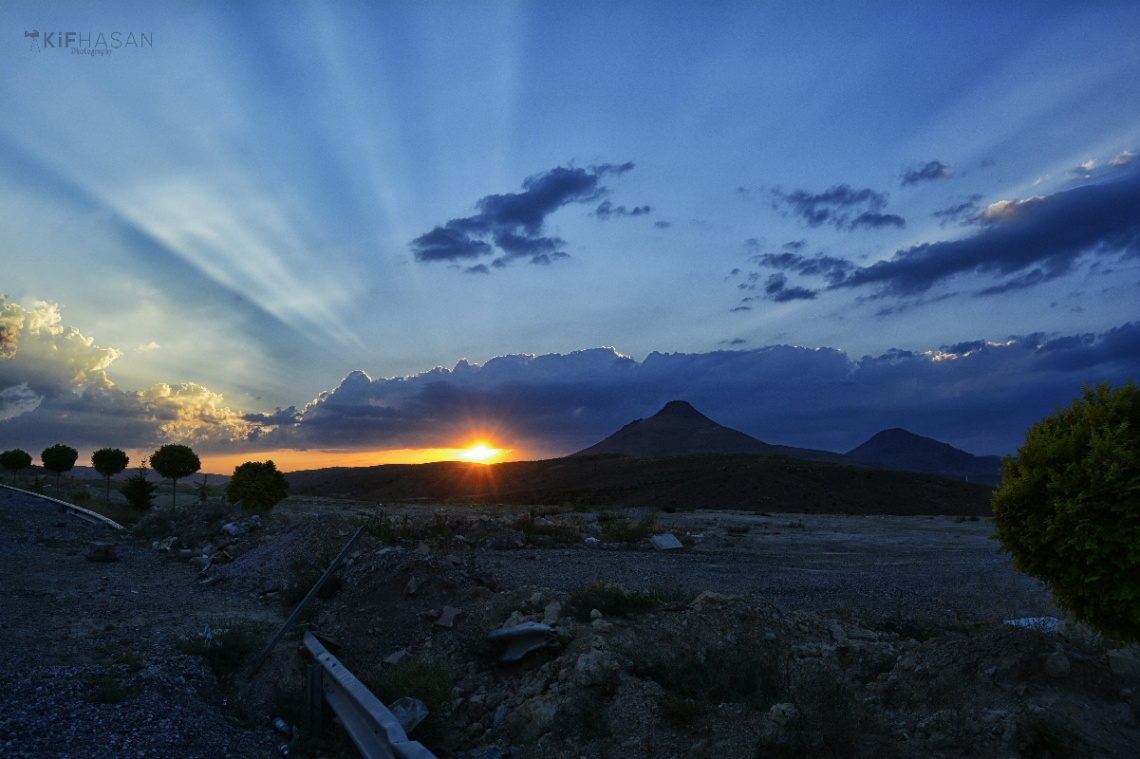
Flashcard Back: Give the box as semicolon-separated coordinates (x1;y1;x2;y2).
770;184;905;231
410;163;634;269
242;406;301;425
764;273;817;302
253;323;1140;457
901;160;954;186
752;251;854;285
654;220;672;229
933;194;983;226
595;200;652;220
833;166;1140;297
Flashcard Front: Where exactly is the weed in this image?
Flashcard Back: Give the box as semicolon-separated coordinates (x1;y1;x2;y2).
568;580;676;620
653;692;705;726
177;615;271;680
281;561;343;606
358;510;407;544
1018;712;1083;759
600;514;659;543
71;487;92;502
366;657;454;743
83;670;135;704
513;512;585;545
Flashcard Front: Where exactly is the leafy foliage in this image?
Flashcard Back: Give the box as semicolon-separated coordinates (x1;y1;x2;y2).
991;381;1140;643
0;448;32;484
121;460;158;511
150;444;201;508
41;443;79;485
226;460;289;512
91;448;129;503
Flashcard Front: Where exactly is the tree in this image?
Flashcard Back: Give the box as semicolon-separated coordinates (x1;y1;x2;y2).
121;458;158;511
0;448;32;486
91;448;129;504
41;444;79;487
226;460;289;513
991;380;1140;643
150;444;201;509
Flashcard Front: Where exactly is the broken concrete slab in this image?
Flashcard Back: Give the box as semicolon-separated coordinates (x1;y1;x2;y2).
486;621;558;663
649;533;683;550
384;649;409;665
434;605;463;628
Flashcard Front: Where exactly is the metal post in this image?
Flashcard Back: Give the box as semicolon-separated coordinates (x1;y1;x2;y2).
307;662;324;739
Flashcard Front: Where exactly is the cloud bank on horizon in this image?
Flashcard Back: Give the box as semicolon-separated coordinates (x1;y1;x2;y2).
2;296;1137;462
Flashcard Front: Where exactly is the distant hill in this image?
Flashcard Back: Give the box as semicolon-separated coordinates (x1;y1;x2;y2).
572;400;844;463
846;428;1003;486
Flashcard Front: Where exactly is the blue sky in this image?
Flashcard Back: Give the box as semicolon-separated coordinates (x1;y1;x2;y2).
1;1;1138;471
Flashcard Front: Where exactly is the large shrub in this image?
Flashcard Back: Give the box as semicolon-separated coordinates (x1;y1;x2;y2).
150;444;200;508
225;460;289;512
991;381;1140;643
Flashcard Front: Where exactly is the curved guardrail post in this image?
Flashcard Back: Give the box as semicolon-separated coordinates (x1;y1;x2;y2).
303;631;437;759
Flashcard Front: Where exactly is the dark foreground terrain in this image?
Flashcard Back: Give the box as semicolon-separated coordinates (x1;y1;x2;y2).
286;452;995;516
3;485;1138;759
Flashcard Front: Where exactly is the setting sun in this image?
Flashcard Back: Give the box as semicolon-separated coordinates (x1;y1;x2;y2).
457;443;506;463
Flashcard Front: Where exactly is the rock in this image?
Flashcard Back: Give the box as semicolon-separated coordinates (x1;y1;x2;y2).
384;649;409;665
486;622;558;663
442;555;463;568
767;702;799;726
1108;650;1140;678
829;624;849;644
574;650;618;687
591;618;613;632
1043;651;1071;678
221;522;242;536
530;591;545;605
649;533;683;550
434;606;463;628
589;608;604;620
542;601;562;626
493;703;508;726
503;611;528;628
1113;702;1136;727
189;555;211;570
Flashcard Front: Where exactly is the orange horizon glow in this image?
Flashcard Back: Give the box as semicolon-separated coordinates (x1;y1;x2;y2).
193;444;515;475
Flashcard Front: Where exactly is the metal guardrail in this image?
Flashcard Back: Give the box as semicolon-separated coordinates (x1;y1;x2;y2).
0;483;124;530
304;631;438;759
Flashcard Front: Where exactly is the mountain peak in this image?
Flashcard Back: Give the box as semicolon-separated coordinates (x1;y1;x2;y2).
572;401;773;457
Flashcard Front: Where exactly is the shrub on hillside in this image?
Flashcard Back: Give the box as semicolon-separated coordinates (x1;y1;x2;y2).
991;381;1140;643
226;460;289;513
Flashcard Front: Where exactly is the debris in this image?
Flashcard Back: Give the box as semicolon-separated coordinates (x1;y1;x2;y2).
767;702;799;726
442;554;464;568
152;536;178;552
649;533;683;550
405;577;423;596
389;696;429;732
1003;617;1059;632
542;601;562;626
486;621;558;663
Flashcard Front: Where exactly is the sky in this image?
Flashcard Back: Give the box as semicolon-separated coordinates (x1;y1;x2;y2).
1;1;1139;473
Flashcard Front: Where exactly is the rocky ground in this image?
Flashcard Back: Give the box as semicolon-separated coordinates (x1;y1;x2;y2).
2;484;1138;758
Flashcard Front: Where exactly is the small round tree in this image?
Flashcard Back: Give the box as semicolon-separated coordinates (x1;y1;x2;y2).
991;380;1140;643
91;448;129;504
226;460;289;512
150;444;201;509
41;444;79;487
0;448;33;486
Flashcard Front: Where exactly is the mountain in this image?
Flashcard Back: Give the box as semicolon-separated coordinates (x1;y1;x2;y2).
846;428;1003;485
571;400;843;462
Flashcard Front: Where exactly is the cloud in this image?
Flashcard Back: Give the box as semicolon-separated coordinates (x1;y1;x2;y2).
654;220;672;229
833;165;1140;297
595;200;652;220
932;194;983;226
137;341;161;353
1110;150;1136;167
411;163;635;269
901;160;954;186
770;184;904;231
0;299;256;452
256;322;1140;457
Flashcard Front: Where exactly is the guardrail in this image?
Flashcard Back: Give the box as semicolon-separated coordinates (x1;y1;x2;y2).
303;631;438;759
0;483;124;530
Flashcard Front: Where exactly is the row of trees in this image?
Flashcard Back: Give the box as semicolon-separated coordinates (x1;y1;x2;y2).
0;443;288;513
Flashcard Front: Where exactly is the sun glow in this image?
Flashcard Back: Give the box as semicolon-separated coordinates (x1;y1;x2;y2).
456;442;506;463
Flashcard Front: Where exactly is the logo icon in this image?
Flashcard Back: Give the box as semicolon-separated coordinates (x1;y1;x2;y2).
25;30;40;51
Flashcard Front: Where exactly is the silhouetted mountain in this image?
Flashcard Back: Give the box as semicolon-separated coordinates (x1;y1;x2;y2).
571;400;843;462
847;428;1003;485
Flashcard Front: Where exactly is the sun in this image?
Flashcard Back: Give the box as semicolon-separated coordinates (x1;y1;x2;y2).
457;443;505;463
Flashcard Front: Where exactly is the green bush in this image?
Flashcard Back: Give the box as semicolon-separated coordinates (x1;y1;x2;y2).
373;657;454;740
991;381;1140;643
226;460;289;512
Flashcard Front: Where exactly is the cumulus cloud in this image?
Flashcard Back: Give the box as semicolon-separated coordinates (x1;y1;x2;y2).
833;165;1140;297
901;160;954;186
137;341;161;353
411;163;635;271
256;322;1140;457
0;299;256;452
770;184;905;231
